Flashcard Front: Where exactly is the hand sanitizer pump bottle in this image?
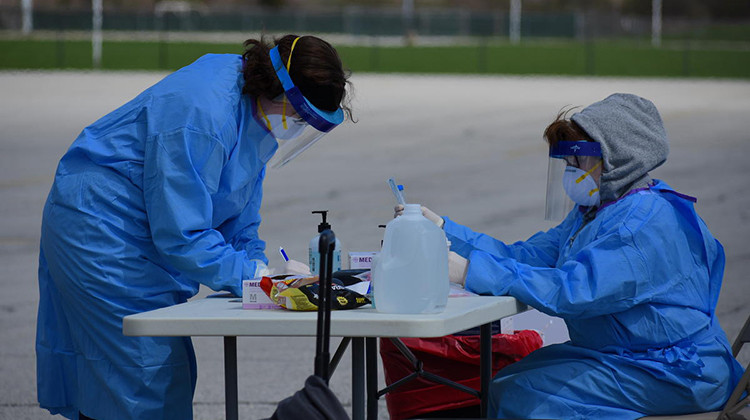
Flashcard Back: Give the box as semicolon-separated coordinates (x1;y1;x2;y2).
373;204;449;314
309;210;342;276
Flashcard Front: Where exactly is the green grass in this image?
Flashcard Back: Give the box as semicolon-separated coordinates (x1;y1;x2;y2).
0;39;242;70
1;39;94;69
337;42;750;78
2;38;750;79
668;23;750;42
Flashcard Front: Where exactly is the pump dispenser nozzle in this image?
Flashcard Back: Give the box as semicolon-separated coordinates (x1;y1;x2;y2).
312;210;331;233
310;210;341;273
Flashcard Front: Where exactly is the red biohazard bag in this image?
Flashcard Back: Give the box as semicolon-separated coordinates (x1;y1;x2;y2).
379;329;543;419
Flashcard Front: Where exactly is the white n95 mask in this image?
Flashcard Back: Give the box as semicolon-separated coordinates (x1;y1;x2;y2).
266;114;307;140
562;166;600;207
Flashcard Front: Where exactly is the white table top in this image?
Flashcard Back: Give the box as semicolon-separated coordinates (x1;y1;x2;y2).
123;295;526;338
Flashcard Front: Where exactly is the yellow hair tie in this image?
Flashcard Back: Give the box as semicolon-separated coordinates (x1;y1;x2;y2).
286;36;300;70
257;97;271;131
281;36;301;130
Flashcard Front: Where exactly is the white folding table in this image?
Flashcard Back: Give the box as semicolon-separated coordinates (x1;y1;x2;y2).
123;295;526;420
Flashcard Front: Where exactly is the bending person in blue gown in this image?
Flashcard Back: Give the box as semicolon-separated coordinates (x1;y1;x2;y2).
36;35;351;419
397;93;744;419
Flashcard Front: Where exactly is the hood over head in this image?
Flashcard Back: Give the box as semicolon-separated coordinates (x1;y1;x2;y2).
571;93;669;203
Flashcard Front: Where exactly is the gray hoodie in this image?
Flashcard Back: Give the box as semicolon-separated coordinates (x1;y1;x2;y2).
571;93;669;204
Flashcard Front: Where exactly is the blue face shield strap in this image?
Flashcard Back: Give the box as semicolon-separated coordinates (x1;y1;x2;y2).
269;45;344;133
549;141;602;158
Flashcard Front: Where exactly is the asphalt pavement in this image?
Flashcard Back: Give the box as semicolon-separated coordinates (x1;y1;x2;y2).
1;70;749;419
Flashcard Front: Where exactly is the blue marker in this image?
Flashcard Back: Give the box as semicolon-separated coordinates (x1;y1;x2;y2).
279;246;290;262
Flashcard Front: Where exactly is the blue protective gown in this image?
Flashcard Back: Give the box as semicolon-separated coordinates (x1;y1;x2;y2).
36;54;275;419
443;180;744;419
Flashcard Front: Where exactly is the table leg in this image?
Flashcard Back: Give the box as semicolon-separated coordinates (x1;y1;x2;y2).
366;337;378;420
329;337;351;377
224;336;238;420
352;337;365;420
480;323;491;418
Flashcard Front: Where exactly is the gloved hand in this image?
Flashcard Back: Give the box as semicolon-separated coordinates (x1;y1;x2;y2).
394;204;445;228
251;259;273;277
284;259;312;276
448;251;469;286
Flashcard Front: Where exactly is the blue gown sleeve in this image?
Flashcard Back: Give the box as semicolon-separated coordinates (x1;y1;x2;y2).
216;167;267;263
143;128;262;296
443;217;568;268
465;224;652;319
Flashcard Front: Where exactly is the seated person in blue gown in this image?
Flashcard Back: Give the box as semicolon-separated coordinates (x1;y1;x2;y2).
398;93;744;419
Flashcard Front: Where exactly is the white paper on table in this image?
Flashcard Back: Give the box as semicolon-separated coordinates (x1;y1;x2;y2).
344;281;370;296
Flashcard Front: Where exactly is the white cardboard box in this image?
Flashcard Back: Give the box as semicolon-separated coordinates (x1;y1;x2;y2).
242;279;282;310
348;252;377;269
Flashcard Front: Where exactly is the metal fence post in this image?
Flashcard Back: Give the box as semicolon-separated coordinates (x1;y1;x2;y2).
652;0;662;48
92;0;103;69
509;0;521;44
22;0;33;34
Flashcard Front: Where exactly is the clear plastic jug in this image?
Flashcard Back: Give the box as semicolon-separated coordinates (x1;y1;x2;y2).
373;204;449;314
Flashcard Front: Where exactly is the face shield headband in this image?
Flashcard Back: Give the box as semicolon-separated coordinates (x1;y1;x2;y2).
261;38;345;169
545;140;603;221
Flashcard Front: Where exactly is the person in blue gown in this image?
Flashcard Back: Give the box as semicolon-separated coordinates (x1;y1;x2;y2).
36;34;351;419
400;93;744;419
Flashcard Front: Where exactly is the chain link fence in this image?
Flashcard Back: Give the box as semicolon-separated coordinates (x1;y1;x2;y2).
1;5;748;77
1;5;721;41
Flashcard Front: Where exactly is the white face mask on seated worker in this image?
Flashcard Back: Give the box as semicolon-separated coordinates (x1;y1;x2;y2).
562;160;602;207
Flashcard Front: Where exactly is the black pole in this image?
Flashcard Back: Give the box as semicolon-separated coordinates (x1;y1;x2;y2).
352;338;365;419
480;323;492;417
322;231;334;378
315;229;336;383
314;237;328;379
224;336;238;420
366;337;378;419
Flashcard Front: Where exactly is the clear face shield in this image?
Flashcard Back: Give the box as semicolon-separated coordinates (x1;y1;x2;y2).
258;39;344;169
545;141;603;220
